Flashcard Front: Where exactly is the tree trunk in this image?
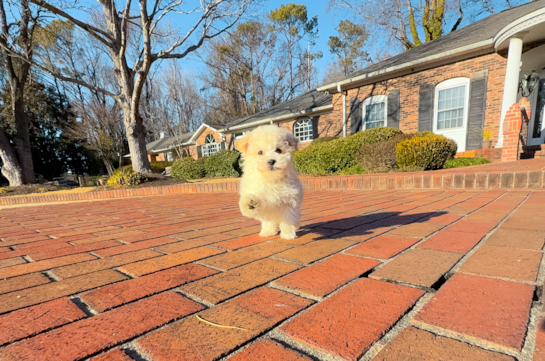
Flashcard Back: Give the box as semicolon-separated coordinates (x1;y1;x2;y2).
123;109;151;173
0;128;24;186
103;157;115;176
13;86;35;184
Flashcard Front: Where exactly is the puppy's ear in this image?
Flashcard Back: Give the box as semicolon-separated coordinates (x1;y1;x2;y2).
236;133;252;154
286;132;299;151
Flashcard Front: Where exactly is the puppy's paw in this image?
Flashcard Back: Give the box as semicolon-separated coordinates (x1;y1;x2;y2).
280;229;297;240
239;194;259;214
279;223;298;240
260;221;278;237
248;198;258;210
260;229;278;237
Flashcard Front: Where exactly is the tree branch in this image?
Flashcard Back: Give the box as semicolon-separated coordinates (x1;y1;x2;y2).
1;43;119;99
29;0;114;46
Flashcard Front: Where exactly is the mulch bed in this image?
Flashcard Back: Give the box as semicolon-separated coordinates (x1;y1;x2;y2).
92;173;186;192
0;184;63;197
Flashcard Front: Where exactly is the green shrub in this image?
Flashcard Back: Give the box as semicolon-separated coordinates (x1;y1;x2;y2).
115;161;173;174
443;157;491;169
309;137;336;147
107;168;145;187
356;134;412;173
349;127;404;145
396;133;457;170
340;164;366;175
294;127;403;176
196;156;208;166
149;161;173;173
204;150;242;178
171;157;205;180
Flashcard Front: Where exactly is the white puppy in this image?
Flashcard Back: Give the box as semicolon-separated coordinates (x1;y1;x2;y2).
237;125;304;240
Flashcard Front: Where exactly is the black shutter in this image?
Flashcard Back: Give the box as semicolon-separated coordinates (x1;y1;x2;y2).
349;98;363;134
418;84;434;132
197;145;202;158
220;141;226;150
312;116;319;139
466;77;488;150
387;89;400;128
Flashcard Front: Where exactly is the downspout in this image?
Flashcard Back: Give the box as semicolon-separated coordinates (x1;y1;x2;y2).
339;84;347;137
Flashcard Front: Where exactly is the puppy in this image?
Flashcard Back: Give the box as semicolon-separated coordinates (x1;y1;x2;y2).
236;125;303;240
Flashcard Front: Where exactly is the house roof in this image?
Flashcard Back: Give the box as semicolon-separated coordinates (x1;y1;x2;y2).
319;0;545;93
185;122;223;144
123;131;196;157
153;131;196;152
146;137;171;153
219;89;333;133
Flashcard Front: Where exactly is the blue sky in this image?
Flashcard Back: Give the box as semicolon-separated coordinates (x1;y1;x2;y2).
38;0;527;88
259;0;341;78
177;0;345;82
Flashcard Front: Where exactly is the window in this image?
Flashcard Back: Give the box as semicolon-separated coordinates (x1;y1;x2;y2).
362;95;387;129
205;134;215;143
433;77;470;153
293;119;313;141
437;85;466;129
201;133;221;156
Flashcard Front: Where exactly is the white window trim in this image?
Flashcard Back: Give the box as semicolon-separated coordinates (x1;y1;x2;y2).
433;77;470;133
293;118;314;142
205;134;215;144
201;142;222;157
361;95;387;130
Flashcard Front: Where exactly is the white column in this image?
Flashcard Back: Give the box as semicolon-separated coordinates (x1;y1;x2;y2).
496;33;527;148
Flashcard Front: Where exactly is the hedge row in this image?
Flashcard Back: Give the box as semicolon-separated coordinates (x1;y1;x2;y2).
295;127;462;175
171;150;241;180
294;127;403;176
116;161;173;174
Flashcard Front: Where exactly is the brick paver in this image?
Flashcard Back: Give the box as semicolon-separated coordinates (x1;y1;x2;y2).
280;278;424;360
373;327;515;360
227;339;313;360
414;273;534;351
0;188;543;360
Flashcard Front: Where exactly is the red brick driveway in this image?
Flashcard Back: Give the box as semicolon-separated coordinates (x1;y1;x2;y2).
0;189;544;360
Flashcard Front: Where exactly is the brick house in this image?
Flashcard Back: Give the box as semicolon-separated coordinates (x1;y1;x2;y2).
219;89;334;149
218;1;545;162
125;123;227;164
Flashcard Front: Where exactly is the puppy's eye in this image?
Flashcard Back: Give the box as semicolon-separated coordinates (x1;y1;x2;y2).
257;150;263;155
275;148;282;154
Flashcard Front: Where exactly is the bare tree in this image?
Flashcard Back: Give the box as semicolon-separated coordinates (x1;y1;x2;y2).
328;20;369;76
200;20;282;121
0;0;40;185
200;6;321;124
140;62;206;159
7;0;255;173
269;3;319;99
69;101;125;176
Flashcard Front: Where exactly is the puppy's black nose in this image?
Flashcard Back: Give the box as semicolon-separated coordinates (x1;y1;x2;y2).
268;159;276;166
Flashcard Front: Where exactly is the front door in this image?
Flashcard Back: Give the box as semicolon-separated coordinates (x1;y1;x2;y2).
527;77;545;146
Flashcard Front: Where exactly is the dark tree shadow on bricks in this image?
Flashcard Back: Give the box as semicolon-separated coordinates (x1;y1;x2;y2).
298;211;447;240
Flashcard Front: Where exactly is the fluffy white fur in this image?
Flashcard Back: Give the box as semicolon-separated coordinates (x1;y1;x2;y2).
237;125;304;240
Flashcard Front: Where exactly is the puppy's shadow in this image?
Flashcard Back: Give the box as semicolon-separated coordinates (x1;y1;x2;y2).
298;211;447;240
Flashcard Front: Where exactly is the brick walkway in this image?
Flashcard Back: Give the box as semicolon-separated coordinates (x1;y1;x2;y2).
0;189;544;360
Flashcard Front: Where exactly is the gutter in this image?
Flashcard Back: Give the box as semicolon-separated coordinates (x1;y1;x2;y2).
318;40;494;93
218;103;333;134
